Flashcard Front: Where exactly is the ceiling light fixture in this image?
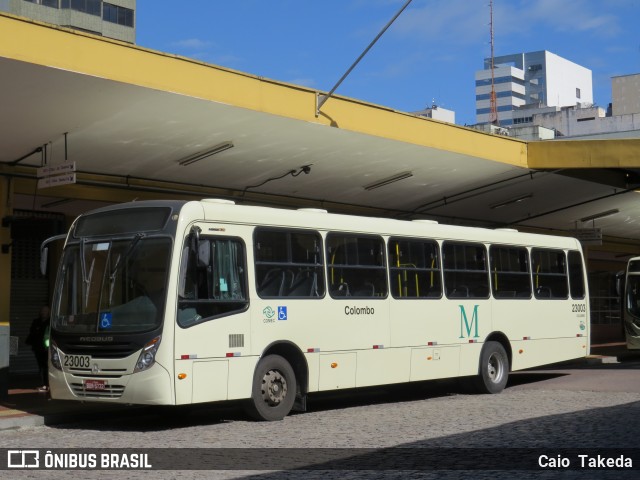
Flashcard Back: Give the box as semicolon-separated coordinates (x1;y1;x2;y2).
580;208;619;223
490;194;532;210
364;171;413;191
178;141;234;166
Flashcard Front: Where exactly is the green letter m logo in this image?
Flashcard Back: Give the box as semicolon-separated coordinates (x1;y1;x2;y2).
459;305;480;339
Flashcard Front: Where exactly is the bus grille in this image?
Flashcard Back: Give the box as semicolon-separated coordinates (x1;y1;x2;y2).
70;382;125;398
66;368;127;378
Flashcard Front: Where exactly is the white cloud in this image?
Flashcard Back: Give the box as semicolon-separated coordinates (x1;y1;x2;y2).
171;38;216;50
388;0;624;46
503;0;622;38
166;38;245;69
367;51;426;79
392;0;489;45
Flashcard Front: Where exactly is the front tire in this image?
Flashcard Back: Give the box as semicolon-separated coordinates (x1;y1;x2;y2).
245;355;297;421
474;341;509;394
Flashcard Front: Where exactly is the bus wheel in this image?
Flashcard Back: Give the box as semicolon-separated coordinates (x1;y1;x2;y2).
246;355;297;421
475;341;509;394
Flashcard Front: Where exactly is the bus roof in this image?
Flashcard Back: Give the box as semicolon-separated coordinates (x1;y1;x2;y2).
191;199;582;250
75;198;582;250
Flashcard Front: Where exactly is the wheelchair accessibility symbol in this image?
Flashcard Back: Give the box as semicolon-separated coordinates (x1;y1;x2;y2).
99;312;113;330
277;306;288;321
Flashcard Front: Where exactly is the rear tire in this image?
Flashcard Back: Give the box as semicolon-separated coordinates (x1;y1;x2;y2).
474;341;509;394
245;355;297;421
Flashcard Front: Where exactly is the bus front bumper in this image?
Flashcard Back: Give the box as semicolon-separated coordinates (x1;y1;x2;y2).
49;362;173;405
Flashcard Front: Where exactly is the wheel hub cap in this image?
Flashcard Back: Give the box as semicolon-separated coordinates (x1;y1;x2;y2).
488;354;502;382
262;369;287;406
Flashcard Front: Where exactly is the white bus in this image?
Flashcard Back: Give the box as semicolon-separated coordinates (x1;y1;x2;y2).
622;256;640;349
46;199;590;420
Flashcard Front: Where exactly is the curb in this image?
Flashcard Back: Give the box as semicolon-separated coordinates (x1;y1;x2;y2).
527;354;621;370
0;413;44;430
0;402;150;431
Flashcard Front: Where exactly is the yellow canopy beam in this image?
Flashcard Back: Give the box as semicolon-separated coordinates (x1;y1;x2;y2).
0;12;527;168
528;139;640;169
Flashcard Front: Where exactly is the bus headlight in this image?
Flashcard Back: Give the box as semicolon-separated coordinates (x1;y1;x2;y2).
134;336;161;373
50;341;62;371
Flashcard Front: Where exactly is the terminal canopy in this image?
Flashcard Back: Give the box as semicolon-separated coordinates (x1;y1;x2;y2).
2;13;640;246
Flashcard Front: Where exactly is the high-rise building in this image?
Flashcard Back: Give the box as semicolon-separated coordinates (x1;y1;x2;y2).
475;50;592;126
0;0;135;43
612;73;640;117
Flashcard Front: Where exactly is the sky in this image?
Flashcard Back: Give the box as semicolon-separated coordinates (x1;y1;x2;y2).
136;0;640;126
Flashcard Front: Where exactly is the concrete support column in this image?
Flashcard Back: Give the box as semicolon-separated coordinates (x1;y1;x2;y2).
0;175;13;398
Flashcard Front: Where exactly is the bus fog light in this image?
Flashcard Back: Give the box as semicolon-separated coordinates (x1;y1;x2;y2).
134;336;161;373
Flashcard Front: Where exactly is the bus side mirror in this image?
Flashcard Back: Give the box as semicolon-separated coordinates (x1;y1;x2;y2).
40;234;68;275
40;247;48;276
615;271;625;297
189;226;201;263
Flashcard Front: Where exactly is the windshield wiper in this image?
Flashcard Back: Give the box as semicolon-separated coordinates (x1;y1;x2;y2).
108;233;145;306
79;238;93;308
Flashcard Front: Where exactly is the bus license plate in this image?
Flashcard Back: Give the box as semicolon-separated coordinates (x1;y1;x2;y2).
84;379;106;391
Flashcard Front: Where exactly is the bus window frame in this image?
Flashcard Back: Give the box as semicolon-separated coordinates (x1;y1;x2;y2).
531;248;569;300
177;233;249;328
326;232;388;299
388;237;443;299
442;241;490;300
568;250;587;300
489;244;533;300
253;227;326;299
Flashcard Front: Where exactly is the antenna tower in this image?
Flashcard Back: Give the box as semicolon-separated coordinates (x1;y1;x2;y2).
489;0;499;125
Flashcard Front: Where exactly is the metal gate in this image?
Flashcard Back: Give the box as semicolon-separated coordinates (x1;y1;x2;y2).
9;210;65;375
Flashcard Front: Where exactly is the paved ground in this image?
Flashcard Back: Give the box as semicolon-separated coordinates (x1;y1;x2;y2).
1;343;639;479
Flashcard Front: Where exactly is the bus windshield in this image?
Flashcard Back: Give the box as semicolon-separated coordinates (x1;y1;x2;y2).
626;273;640;322
53;236;172;334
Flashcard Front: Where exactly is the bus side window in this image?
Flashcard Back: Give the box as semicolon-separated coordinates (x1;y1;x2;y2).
532;248;568;299
388;238;442;299
443;242;489;299
326;233;387;299
489;245;532;299
254;228;325;298
568;250;586;299
178;236;248;327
